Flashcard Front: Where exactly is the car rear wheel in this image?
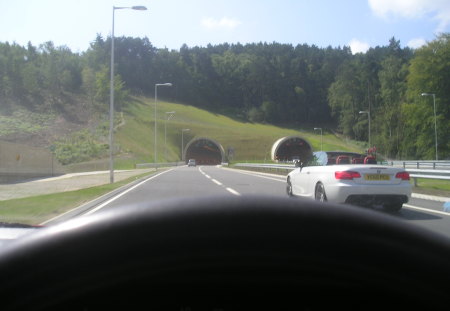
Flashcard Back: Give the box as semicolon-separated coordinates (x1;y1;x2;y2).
286;178;293;197
315;183;327;202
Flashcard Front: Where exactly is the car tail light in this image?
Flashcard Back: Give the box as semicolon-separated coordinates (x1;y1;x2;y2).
335;171;361;180
395;171;410;180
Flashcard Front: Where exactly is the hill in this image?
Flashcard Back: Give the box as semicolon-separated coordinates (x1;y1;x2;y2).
0;95;366;171
113;96;365;167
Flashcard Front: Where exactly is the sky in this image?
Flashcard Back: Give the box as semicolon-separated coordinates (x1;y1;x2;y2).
1;0;449;54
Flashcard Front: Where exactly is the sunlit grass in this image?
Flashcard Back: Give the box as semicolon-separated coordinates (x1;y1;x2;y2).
116;96;363;164
412;178;450;195
0;171;155;225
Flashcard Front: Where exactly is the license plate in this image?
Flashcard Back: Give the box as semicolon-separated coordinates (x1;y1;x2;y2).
365;174;390;181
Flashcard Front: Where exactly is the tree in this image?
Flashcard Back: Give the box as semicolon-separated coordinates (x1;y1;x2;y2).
403;33;450;159
81;67;96;106
94;65;128;113
328;58;367;138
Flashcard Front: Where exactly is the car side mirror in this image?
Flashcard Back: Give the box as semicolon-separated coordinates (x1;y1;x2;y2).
295;160;303;168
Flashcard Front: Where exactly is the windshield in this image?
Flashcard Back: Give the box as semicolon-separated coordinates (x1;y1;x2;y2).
0;0;449;242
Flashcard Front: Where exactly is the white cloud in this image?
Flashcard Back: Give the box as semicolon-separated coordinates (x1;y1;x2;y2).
434;6;450;32
407;37;427;49
349;39;370;54
368;0;450;32
368;0;429;19
201;17;242;30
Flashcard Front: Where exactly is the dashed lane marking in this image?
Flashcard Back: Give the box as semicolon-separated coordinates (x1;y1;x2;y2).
212;179;222;186
226;187;241;196
199;166;241;196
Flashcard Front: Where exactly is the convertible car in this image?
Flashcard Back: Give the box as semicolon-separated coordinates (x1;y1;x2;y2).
286;151;412;211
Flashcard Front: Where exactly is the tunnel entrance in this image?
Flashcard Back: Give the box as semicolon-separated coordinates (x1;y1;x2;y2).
271;136;313;163
184;138;224;165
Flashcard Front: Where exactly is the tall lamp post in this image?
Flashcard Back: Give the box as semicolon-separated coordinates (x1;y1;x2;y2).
165;111;176;161
109;5;147;183
181;129;190;162
154;83;172;163
359;110;370;148
314;127;323;151
421;93;438;160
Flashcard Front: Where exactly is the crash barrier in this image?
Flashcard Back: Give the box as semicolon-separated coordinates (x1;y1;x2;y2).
135;162;185;169
233;163;450;183
233;163;294;174
406;169;450;186
391;161;450;170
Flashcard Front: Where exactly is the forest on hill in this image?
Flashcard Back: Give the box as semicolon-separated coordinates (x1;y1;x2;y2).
0;33;449;160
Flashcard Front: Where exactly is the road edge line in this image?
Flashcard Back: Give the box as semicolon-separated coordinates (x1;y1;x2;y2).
82;169;173;216
40;169;173;224
403;204;450;216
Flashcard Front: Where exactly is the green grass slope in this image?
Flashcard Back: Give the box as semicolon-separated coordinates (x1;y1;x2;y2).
114;96;364;167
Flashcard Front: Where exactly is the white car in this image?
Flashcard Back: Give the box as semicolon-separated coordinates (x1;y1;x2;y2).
286;152;412;211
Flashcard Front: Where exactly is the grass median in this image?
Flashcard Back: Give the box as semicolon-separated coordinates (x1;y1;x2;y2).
0;171;156;226
411;178;450;197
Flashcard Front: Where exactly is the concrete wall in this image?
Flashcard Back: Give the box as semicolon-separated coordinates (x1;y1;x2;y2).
0;141;65;183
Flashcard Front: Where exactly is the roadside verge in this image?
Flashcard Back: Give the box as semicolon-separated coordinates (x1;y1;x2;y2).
40;169;170;225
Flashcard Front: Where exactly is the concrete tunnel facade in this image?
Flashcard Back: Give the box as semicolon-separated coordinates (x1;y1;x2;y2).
184;138;225;165
271;136;313;163
182;136;311;165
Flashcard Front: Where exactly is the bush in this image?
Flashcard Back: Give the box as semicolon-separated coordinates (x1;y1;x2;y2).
53;129;108;165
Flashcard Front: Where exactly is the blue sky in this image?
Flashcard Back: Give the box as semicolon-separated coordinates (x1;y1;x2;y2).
1;0;449;53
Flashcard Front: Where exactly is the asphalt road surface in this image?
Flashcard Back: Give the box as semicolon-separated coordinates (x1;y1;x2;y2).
63;165;449;238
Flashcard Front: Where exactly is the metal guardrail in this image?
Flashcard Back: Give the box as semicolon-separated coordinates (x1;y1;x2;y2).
135;162;184;169
407;169;450;179
233;163;450;183
234;163;294;170
406;169;450;186
389;161;450;170
233;163;295;174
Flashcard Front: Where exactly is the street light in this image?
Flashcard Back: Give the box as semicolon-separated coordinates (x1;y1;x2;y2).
181;129;190;162
109;5;147;183
165;111;176;161
314;128;323;151
359;110;370;147
421;93;438;160
154;83;172;163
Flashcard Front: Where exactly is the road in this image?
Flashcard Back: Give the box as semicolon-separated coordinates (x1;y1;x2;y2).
56;165;450;237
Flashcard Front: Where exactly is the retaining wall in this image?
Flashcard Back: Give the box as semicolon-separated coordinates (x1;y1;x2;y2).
0;141;64;183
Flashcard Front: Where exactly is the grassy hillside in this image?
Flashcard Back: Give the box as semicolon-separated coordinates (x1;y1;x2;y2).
113;96;365;168
0;94;366;170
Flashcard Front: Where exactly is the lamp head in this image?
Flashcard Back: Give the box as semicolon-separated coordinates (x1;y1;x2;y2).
132;6;147;10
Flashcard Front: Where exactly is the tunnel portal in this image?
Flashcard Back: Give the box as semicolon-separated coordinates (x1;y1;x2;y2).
184;138;224;165
271;136;313;163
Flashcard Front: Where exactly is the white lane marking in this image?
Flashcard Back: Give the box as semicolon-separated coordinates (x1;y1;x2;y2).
212;179;222;186
411;193;450;203
226;187;241;196
199;166;240;196
83;169;173;216
403;204;450;216
40;169;173;224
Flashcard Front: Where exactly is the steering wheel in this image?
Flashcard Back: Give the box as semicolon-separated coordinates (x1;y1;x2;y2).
0;195;449;310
